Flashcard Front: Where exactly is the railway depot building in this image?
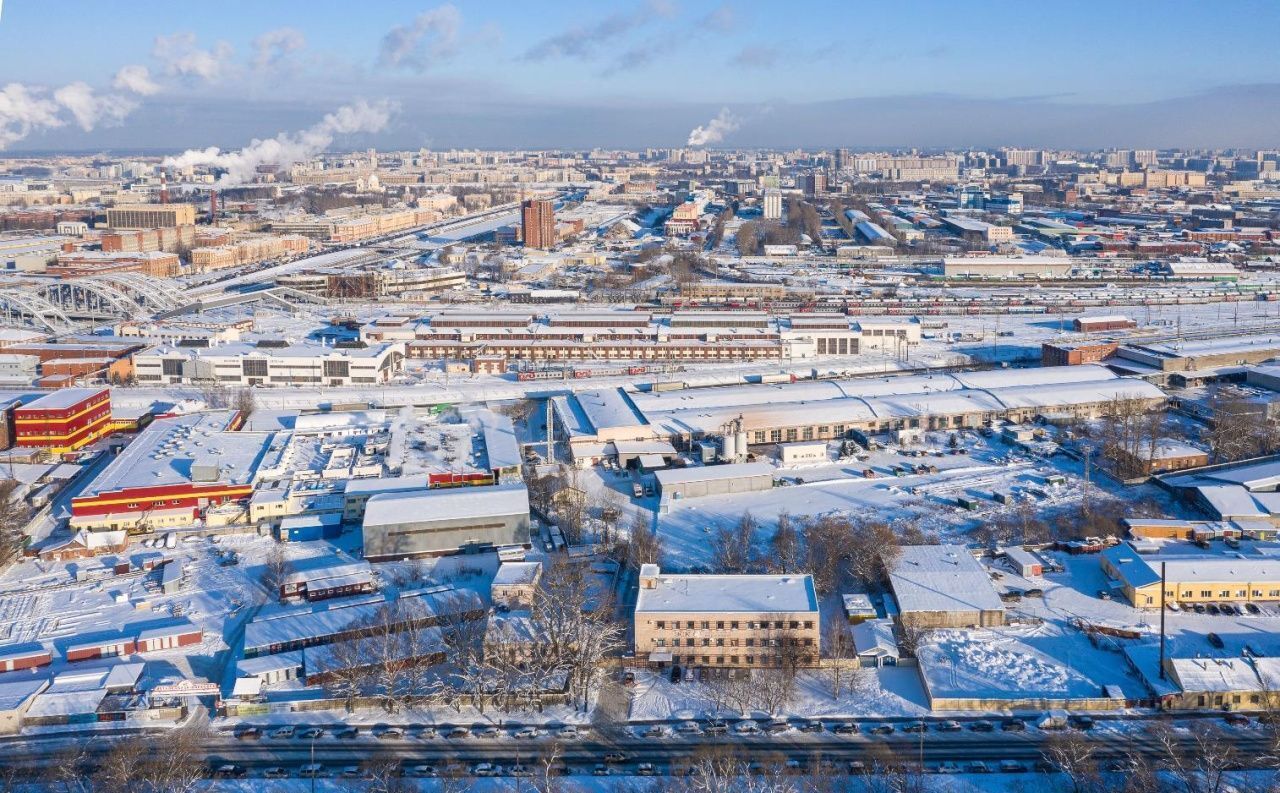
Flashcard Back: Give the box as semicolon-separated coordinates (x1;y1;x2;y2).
13;387;112;452
633;565;821;670
364;309;917;365
560;364;1164;451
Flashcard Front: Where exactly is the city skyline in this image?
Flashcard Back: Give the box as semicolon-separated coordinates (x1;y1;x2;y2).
1;0;1278;152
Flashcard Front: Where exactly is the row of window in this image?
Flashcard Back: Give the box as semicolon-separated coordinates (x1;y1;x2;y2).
662;654;815;666
654;637;814;649
652;619;814;631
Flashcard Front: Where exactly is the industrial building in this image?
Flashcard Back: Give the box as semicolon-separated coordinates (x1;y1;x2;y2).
132;341;405;387
361;484;531;561
653;462;774;505
1101;539;1280;608
888;545;1006;629
13;387;112;452
942;256;1074;279
633;564;820;669
104;204;196;229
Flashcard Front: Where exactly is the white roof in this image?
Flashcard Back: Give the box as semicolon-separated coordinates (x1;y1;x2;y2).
493;561;542;588
852;619;899;658
889;545;1005;615
363;484;529;528
636;572;817;615
654;462;773;487
1171;657;1262;693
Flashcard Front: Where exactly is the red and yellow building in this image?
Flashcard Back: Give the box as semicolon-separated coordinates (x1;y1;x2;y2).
14;387;112;452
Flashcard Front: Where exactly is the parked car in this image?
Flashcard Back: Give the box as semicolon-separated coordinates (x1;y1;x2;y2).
403;765;437;778
556;725;580;739
968;761;991;773
603;753;627;764
765;720;791;735
1246;603;1262;615
334;726;359;740
970;720;995;732
868;724;894;735
263;768;290;779
622;670;636;686
734;721;761;735
1224;713;1250;726
832;722;859;735
1000;760;1026;773
636;763;655;776
1207;603;1221;615
298;727;324;740
1001;718;1027;732
1068;715;1095;731
937;762;961;774
902;721;928;733
472;763;498;777
213;765;246;779
270;726;295;739
513;725;541;739
795;719;823;733
509;765;532;777
299;764;325;778
677;720;702;734
446;726;469;739
937;720;962;732
643;725;669;738
377;726;405;740
1207;632;1225;649
473;725;501;738
234;726;262;741
1193;603;1207;614
704;720;729;735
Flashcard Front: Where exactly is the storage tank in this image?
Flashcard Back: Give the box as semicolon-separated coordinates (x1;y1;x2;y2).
735;431;749;461
720;433;737;462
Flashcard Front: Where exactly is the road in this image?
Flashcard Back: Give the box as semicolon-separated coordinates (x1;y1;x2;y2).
0;717;1274;781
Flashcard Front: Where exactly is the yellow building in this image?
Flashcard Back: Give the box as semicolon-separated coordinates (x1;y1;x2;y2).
1101;540;1280;608
105;204;196;228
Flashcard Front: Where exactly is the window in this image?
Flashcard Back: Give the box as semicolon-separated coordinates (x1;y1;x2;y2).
672;639;680;647
731;656;739;664
656;639;665;647
774;621;783;629
716;639;724;647
323;360;350;379
655;621;665;629
770;430;782;443
803;621;813;629
1201;590;1212;598
754;432;765;444
716;621;724;630
701;639;710;647
701;621;710;629
730;621;739;629
745;638;755;647
833;424;845;437
716;656;724;664
685;621;694;629
242;358;269;378
746;655;755;665
790;621;799;629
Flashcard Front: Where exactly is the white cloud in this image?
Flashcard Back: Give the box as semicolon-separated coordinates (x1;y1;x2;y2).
53;82;137;131
153;32;235;82
252;27;306;71
0;83;63;149
163;98;397;185
686;107;739;146
378;5;461;71
112;64;160;96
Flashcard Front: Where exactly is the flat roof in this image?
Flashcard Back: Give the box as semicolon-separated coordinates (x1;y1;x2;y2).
83;410;278;494
363;484;529;528
654;462;773;487
889;545;1005;615
16;387;107;412
636;572;817;614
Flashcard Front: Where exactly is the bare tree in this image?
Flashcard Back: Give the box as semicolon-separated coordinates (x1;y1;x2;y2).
0;479;28;568
710;513;757;573
233;387;256;420
259;543;289;599
1043;731;1102;793
824;619;856;700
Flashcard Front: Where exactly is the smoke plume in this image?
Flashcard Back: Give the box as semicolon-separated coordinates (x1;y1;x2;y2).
163;99;397;185
686;107;739;147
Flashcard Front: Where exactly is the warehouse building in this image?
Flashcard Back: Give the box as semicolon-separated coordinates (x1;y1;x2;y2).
361;484;531;561
105;204;196;229
70;410;277;533
654;462;774;507
888;545;1006;629
13;387;112;452
633;564;820;669
942;256;1074;279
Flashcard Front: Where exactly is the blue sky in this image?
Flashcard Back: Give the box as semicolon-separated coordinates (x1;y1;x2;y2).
1;0;1277;150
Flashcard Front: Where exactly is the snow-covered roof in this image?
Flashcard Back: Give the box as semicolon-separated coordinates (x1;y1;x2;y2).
573;389;649;432
362;484;529;528
492;561;542;588
1170;657;1262;693
852;619;899;658
83;410;277;493
654;462;773;487
0;678;46;713
1104;540;1280;588
889;545;1005;616
636;572;818;615
15;387;106;412
343;474;429;496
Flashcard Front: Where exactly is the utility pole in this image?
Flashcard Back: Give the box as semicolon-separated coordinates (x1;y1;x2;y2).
1159;561;1167;680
